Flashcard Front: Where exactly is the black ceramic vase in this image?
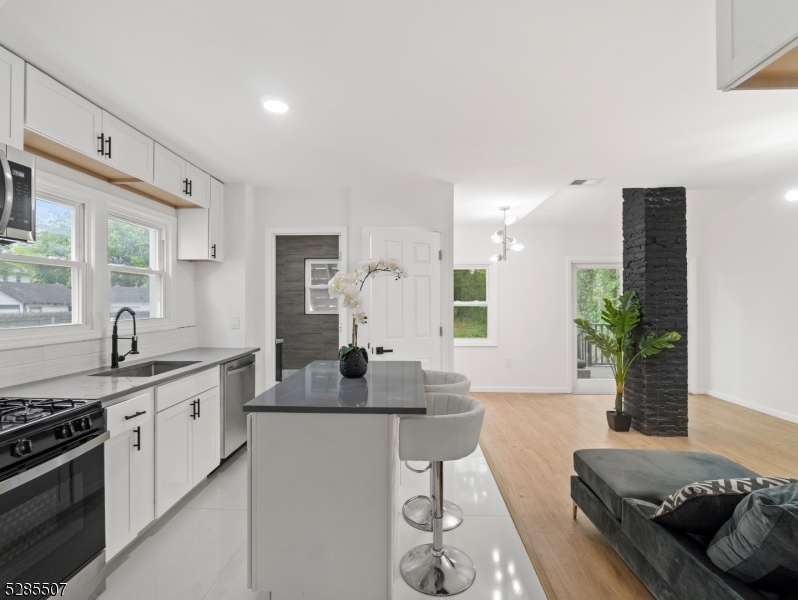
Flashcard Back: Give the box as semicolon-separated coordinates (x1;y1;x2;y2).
339;348;369;378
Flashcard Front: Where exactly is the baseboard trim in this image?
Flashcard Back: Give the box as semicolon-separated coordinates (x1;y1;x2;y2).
471;386;571;393
706;389;798;425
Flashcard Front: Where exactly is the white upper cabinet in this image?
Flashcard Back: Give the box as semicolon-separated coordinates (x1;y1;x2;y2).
25;64;103;156
209;178;224;261
102;111;154;181
717;0;798;90
177;177;224;262
185;162;210;209
153;142;187;198
0;46;24;150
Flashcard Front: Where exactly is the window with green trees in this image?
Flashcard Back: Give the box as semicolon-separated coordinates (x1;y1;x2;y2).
576;268;621;324
454;267;489;339
108;217;162;320
0;199;79;329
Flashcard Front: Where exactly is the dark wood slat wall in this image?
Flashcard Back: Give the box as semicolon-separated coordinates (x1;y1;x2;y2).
275;235;340;370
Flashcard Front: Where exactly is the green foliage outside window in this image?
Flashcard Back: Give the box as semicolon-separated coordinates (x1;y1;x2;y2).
454;269;488;338
0;200;72;286
577;269;621;323
108;219;153;287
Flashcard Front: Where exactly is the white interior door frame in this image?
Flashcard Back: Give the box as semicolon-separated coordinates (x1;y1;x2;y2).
566;256;622;394
361;226;450;371
263;226;348;389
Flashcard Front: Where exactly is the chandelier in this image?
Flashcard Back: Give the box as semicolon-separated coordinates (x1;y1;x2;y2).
489;206;524;262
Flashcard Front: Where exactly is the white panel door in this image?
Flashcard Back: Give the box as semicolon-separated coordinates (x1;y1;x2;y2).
0;46;24;149
191;387;220;486
102;111;154;181
153;142;187;198
155;398;192;517
25;64;103;156
366;228;441;370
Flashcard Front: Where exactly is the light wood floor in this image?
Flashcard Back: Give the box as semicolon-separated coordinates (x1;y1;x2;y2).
473;393;798;600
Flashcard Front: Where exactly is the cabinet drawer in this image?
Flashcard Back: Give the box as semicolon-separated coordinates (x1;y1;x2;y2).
106;391;153;437
156;367;219;412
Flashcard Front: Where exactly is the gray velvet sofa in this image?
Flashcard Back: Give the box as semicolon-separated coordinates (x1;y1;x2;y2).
570;449;770;600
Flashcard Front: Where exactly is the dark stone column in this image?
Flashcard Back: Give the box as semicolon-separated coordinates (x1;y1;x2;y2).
622;188;688;437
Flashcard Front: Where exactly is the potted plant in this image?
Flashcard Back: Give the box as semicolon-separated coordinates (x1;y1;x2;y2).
574;290;681;432
327;258;408;378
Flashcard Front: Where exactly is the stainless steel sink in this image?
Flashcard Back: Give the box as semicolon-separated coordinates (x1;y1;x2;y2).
91;360;201;378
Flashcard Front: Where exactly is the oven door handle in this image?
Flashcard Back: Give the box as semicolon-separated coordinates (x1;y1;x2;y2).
0;150;14;234
0;431;110;495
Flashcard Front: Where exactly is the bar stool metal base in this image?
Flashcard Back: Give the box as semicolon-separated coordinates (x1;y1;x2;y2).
402;495;464;532
400;543;476;597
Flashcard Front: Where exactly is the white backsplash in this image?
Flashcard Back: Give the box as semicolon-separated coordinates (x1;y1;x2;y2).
0;327;198;391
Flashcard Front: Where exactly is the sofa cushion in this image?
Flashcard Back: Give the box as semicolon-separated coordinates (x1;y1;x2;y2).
708;483;798;598
651;477;798;535
574;449;760;520
622;499;769;600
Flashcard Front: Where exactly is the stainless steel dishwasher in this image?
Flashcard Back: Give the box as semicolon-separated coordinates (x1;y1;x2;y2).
221;354;256;459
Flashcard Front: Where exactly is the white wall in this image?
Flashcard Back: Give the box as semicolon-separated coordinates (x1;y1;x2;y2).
195;182;455;392
454;222;621;392
701;188;798;423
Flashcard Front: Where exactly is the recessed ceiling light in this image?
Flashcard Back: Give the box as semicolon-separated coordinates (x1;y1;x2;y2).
786;190;798;201
263;99;289;114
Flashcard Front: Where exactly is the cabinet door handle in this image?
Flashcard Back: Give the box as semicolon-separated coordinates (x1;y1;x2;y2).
124;410;146;420
196;398;201;418
133;426;141;451
188;179;193;197
97;134;105;156
105;135;112;158
190;400;197;419
211;244;216;259
183;179;189;195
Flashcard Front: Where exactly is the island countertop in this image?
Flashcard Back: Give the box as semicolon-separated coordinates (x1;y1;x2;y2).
244;360;426;414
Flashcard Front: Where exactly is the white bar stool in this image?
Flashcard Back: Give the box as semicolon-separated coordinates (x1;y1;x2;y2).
399;393;485;596
403;371;473;532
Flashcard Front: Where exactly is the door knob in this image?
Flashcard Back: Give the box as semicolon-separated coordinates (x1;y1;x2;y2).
375;347;393;355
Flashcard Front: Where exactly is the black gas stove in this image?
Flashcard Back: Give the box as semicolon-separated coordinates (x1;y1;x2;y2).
0;397;105;480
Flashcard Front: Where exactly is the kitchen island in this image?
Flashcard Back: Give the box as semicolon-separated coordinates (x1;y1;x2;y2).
244;360;426;600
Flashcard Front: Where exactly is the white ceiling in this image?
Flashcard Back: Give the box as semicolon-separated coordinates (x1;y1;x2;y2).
1;0;798;225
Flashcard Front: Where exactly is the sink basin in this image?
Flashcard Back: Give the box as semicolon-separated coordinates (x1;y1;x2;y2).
91;361;201;378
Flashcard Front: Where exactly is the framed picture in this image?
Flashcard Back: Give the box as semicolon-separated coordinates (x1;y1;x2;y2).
305;259;340;315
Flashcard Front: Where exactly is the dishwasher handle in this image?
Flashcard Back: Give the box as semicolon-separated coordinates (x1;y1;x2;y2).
227;362;256;376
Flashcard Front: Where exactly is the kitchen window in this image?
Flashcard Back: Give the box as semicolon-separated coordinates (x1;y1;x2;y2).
107;215;165;321
454;263;497;346
0;196;85;330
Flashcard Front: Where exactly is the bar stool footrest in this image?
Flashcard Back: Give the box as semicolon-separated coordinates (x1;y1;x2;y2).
402;495;464;532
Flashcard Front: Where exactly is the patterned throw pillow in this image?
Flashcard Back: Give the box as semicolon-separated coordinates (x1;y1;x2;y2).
651;477;798;535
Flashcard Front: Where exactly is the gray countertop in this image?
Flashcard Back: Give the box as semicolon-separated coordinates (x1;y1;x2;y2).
0;347;259;408
244;360;426;414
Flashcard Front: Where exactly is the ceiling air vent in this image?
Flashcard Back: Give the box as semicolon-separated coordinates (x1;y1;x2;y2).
570;179;604;186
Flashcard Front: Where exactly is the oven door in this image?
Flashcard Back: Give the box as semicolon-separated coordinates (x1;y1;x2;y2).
0;432;108;590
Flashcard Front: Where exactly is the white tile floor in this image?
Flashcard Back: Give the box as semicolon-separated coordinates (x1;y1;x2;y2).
98;444;546;600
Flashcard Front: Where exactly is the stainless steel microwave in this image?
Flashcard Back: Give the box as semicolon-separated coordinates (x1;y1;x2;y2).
0;146;36;244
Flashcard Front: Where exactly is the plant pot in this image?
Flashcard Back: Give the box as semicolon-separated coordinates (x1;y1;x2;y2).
339;348;369;378
606;410;632;432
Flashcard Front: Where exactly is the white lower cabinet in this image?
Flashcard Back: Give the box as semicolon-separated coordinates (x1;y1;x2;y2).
104;392;155;560
155;385;220;517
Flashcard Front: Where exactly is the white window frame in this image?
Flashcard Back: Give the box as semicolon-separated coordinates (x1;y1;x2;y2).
453;262;497;347
0;175;95;349
304;258;340;315
105;198;176;334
